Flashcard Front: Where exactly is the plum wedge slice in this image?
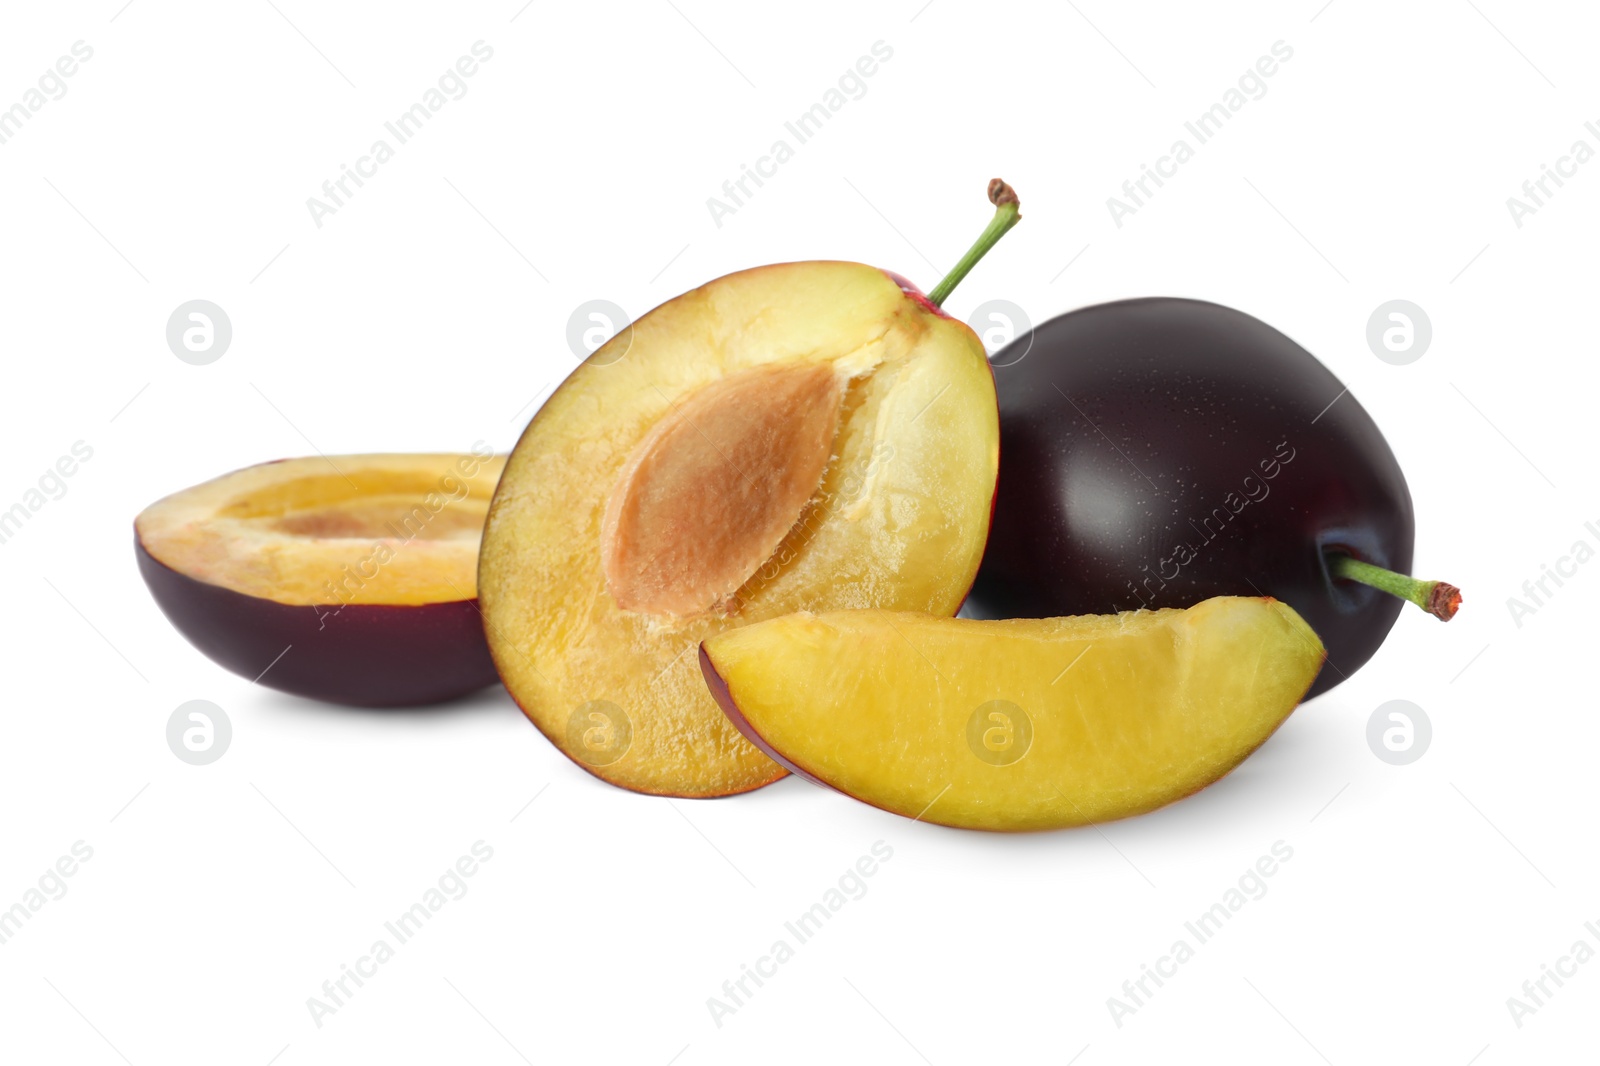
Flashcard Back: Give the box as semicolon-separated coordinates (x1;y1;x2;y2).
700;597;1324;830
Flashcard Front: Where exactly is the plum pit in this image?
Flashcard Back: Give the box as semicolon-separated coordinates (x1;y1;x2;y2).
600;362;846;619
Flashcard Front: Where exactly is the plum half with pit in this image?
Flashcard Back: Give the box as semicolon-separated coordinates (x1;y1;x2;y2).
964;297;1459;697
478;182;1021;797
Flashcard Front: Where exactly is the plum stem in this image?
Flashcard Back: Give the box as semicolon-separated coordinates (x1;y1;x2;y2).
1330;554;1462;621
927;179;1022;308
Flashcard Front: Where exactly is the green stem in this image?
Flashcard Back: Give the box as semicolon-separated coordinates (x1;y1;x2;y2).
927;179;1022;308
1329;554;1461;621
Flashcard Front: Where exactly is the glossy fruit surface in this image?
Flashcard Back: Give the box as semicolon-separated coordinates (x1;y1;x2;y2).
702;597;1324;831
136;453;503;706
478;260;999;798
965;297;1413;696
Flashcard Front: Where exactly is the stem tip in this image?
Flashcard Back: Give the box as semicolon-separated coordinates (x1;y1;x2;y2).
988;178;1020;212
1427;581;1462;621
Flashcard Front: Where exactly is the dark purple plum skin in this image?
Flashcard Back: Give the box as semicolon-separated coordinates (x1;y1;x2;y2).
964;298;1413;698
137;538;500;707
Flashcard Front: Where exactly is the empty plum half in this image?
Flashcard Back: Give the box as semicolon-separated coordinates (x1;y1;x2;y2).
135;452;505;707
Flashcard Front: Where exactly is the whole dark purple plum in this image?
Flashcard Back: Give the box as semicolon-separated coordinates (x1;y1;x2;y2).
964;297;1457;698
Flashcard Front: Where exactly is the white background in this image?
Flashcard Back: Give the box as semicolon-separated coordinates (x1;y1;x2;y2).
1;0;1595;1062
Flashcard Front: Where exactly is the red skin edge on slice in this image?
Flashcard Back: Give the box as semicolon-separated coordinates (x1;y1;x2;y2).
699;644;836;791
136;534;499;707
493;665;780;801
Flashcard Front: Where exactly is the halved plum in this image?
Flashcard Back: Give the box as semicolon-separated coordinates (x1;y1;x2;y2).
136;452;504;707
479;260;1002;797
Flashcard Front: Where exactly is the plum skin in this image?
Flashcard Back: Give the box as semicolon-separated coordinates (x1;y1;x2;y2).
699;644;827;789
964;297;1413;698
137;538;499;707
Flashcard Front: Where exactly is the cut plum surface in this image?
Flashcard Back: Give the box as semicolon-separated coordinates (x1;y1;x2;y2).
479;260;1000;797
136;453;504;706
138;454;502;606
601;361;846;618
701;596;1324;829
